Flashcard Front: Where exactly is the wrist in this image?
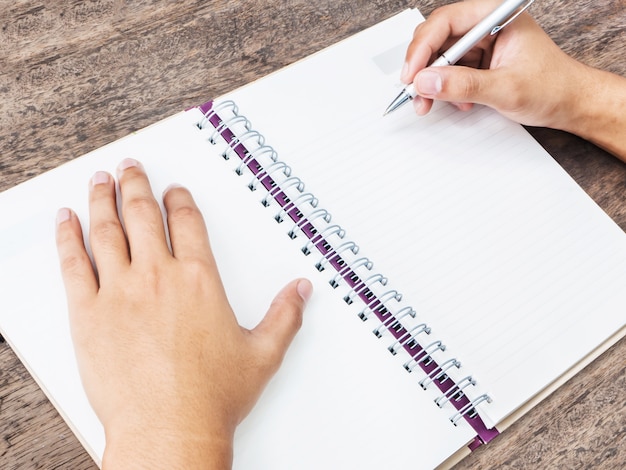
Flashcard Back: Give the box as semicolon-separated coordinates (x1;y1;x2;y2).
560;64;626;162
102;420;234;469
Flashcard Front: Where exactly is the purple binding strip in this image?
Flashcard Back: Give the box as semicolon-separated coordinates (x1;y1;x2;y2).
196;100;500;448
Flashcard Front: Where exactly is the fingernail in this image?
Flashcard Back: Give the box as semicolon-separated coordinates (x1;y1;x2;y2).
117;158;141;173
416;69;443;96
400;62;409;82
296;279;313;303
163;183;183;196
56;207;72;225
91;171;110;186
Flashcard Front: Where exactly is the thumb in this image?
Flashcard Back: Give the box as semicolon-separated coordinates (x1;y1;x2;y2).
251;278;313;369
415;66;502;108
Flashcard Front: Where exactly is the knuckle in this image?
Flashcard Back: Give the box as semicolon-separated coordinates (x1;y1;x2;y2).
59;252;83;274
458;72;482;100
59;252;91;285
168;203;201;223
428;6;448;21
182;257;213;282
90;219;122;245
428;4;455;27
282;303;304;331
125;194;159;216
507;96;525;114
503;88;527;112
138;264;165;296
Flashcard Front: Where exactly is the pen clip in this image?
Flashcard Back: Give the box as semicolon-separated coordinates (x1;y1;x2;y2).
490;0;535;35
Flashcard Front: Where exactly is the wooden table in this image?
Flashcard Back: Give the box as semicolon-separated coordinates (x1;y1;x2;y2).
1;1;624;468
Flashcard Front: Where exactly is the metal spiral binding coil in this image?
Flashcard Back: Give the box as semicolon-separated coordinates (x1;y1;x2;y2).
328;257;373;288
288;208;331;239
388;323;431;355
358;289;402;321
419;358;461;390
344;273;388;305
403;340;446;372
315;240;359;272
302;224;345;256
263;176;303;207
275;192;318;223
435;376;477;408
226;130;265;162
198;99;497;444
250;161;291;191
373;305;415;337
209;115;251;144
450;394;492;426
197;100;238;130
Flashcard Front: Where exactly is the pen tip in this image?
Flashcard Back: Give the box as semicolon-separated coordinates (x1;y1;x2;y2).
384;89;413;116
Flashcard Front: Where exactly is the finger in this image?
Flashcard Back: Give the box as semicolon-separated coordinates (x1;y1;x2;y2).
163;184;215;264
414;66;506;109
55;207;98;310
116;158;170;262
452;102;475;112
250;279;313;372
402;0;502;83
412;95;434;116
456;47;489;70
88;170;130;276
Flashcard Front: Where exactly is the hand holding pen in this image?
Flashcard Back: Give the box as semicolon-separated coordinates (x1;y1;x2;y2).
385;0;534;115
395;0;554;124
385;0;578;125
386;0;626;162
387;0;581;127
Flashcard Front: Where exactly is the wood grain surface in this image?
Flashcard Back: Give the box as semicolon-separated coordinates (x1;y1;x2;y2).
1;1;625;468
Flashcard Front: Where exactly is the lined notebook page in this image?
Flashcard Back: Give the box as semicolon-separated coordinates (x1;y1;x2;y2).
223;8;626;426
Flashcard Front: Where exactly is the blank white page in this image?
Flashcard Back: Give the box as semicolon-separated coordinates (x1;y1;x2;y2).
223;8;626;426
0;107;476;469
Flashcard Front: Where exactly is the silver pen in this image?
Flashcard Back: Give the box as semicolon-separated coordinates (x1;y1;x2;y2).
384;0;535;116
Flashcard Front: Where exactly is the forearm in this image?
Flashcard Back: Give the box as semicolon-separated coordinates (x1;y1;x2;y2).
563;64;626;162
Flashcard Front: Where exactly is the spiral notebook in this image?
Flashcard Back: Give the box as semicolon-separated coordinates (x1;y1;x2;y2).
1;8;626;469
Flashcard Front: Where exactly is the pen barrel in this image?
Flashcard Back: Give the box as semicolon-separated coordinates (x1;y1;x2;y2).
440;0;528;65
